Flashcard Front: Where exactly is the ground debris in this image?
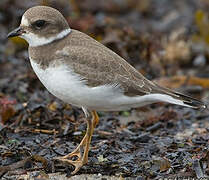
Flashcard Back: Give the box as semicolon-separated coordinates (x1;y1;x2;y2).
0;0;209;179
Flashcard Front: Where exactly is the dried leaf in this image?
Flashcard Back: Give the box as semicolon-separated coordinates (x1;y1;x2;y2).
159;158;171;172
0;97;16;124
153;157;171;172
155;75;209;89
192;10;209;45
48;101;57;111
164;40;191;64
0;106;15;124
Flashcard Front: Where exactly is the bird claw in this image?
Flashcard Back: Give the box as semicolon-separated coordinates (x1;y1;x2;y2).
62;147;82;160
54;139;87;174
55;157;84;175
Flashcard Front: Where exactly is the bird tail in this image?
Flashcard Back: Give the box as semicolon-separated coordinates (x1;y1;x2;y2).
153;84;207;109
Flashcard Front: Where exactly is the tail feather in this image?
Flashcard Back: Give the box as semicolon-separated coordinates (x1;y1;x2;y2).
173;91;206;109
153;84;207;109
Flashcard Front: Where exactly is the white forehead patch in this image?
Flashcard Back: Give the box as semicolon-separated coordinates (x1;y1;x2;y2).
21;15;29;26
20;28;71;47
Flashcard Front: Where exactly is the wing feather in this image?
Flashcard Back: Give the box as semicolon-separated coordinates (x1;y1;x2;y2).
56;32;154;96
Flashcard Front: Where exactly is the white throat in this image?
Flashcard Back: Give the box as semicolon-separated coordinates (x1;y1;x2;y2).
20;28;71;47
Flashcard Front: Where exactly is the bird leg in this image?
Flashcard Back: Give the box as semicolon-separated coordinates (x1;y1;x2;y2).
55;110;99;175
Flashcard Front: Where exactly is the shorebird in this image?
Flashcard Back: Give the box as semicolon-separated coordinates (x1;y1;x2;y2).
7;6;206;174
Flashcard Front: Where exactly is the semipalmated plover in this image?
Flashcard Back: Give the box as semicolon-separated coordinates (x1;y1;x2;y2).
7;6;206;174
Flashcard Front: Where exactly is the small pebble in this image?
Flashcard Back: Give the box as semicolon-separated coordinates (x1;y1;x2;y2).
73;131;82;136
193;54;206;67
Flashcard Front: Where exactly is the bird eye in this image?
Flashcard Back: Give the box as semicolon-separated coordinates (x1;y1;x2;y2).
33;20;46;29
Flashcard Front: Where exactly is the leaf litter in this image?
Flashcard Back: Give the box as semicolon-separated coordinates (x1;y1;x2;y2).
0;0;209;179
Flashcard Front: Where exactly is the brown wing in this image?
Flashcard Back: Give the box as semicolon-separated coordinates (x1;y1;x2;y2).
56;30;156;96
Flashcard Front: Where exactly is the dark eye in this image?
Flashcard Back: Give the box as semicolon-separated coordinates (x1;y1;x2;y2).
33;20;46;29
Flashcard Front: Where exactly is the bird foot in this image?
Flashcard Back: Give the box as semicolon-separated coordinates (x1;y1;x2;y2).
54;136;88;174
54;110;99;175
55;157;85;175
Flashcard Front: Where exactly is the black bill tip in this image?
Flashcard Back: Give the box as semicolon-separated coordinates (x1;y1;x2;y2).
7;27;25;38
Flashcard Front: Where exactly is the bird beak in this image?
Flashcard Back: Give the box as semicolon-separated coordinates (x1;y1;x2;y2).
7;27;25;38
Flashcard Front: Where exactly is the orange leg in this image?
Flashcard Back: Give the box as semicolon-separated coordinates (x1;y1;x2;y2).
55;110;99;175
